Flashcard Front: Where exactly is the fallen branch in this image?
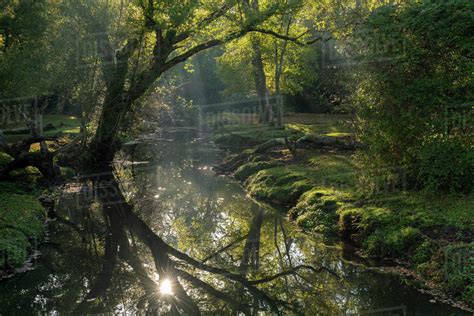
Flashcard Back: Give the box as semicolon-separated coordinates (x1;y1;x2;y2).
0;131;82;180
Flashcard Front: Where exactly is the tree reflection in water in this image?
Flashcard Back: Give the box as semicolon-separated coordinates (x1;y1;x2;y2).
71;170;336;315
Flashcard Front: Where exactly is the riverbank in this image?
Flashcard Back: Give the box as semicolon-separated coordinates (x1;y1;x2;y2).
0;152;46;277
211;113;473;310
0;115;79;276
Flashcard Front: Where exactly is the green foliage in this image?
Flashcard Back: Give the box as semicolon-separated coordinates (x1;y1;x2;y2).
412;240;435;265
352;0;474;193
418;138;474;193
136;85;199;129
441;243;474;301
365;226;420;258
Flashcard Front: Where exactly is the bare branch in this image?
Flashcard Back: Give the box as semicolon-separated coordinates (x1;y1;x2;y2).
201;233;248;263
249;265;340;285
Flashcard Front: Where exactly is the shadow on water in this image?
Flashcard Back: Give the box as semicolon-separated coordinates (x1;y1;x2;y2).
0;130;470;315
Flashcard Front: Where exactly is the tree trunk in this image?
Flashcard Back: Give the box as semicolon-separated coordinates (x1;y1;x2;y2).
90;94;130;163
239;206;264;277
246;0;272;124
251;41;272;124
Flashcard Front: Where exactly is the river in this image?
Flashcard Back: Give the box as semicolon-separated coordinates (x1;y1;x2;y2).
0;130;469;315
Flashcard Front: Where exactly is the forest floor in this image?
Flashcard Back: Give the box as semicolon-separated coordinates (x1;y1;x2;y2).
0;115;80;277
211;113;474;310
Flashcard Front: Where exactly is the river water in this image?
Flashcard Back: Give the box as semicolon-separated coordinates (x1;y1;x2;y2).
0;130;469;315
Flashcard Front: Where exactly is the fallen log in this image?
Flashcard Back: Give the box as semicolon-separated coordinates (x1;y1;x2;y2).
254;138;286;154
0;131;81;182
296;135;358;150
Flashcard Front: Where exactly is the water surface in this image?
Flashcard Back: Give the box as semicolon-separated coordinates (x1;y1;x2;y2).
0;131;468;315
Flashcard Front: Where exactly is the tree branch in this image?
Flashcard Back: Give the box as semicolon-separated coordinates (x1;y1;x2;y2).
174;2;236;44
176;268;251;314
162;29;247;72
249;264;340;285
250;28;328;46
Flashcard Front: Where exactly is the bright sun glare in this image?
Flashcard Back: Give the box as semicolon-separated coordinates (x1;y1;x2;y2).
159;279;173;295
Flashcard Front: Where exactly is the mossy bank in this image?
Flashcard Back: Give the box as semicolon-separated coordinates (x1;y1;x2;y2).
0;116;81;276
0;175;45;276
212;117;473;310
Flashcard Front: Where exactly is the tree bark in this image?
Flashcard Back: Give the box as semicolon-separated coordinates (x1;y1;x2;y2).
246;0;272;124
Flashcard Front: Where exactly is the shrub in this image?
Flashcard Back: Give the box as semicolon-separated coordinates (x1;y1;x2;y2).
364;226;420;258
352;0;474;194
418;138;474;193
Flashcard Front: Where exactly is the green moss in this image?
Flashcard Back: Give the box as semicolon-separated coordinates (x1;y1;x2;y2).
234;161;283;182
336;193;474;301
0;151;13;167
285;113;351;135
324;132;352;138
213;124;303;148
245;166;316;206
290;187;354;235
213;115;473;305
364;226;420;258
0;188;45;267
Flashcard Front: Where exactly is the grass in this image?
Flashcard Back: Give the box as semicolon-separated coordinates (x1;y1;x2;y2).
286;115;351;136
3;115;81;143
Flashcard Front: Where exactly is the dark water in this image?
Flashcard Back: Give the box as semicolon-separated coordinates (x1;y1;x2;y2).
0;131;469;315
